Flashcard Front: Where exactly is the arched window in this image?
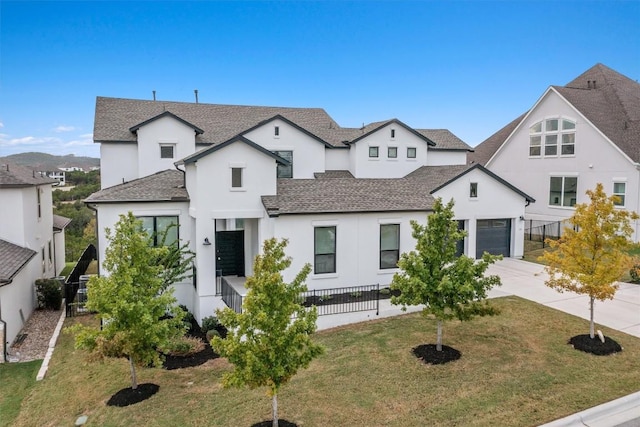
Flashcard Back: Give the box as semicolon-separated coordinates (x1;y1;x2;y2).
529;118;575;157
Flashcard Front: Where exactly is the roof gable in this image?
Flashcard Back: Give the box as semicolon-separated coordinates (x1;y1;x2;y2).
348;118;437;147
179;136;290;165
129;111;204;134
240;114;335;148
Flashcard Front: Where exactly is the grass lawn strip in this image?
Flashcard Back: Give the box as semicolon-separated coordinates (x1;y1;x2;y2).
8;296;640;427
0;359;41;427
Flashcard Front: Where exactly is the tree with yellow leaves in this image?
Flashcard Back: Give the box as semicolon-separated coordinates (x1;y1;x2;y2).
541;183;638;339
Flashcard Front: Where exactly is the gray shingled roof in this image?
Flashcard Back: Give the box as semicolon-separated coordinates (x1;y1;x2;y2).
0;239;37;285
262;165;474;216
470;63;640;165
85;170;189;203
53;214;72;231
94;97;469;150
0;163;58;188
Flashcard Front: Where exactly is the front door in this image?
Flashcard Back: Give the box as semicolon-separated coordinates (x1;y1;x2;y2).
215;230;245;277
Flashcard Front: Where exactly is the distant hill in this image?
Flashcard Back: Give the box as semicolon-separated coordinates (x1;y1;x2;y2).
0;152;100;171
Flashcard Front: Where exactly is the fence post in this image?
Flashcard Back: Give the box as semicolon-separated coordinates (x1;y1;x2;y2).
376;284;379;315
542;224;546;248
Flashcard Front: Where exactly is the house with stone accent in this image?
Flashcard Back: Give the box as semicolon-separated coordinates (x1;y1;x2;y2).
470;63;640;239
0;164;70;355
87;96;533;322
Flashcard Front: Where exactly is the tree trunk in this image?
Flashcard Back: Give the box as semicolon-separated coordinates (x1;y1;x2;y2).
129;356;138;390
436;320;443;351
272;393;278;427
589;296;595;339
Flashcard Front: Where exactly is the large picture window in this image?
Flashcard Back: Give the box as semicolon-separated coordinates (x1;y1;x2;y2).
314;226;336;274
274;150;293;178
549;177;578;207
380;224;400;269
139;216;179;246
530;118;576;157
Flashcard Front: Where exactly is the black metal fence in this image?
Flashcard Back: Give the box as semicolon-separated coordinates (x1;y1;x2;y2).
221;277;243;313
524;220;564;248
64;244;97;317
301;284;381;316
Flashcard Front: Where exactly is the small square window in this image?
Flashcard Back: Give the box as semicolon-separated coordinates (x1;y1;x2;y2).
369;146;379;158
231;168;243;188
391;129;396;138
470;182;478;198
388;147;397;158
274;126;280;137
160;145;174;159
407;147;416;158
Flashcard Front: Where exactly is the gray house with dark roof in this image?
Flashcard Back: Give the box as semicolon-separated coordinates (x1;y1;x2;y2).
469;64;640;238
88;97;532;322
0;164;70;356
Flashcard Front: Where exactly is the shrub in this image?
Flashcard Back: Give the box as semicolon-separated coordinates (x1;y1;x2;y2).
35;279;62;310
161;336;205;356
179;305;196;334
630;264;640;282
201;316;220;333
206;329;220;342
379;287;391;295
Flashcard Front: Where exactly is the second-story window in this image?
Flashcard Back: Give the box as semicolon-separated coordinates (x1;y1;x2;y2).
407;147;417;159
160;144;175;159
388;147;397;159
36;187;42;219
530;118;576;157
470;182;478;198
369;146;379;158
274;150;293;178
613;182;626;206
231;167;243;188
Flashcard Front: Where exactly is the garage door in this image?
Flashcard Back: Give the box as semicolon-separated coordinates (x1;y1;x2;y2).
476;219;511;259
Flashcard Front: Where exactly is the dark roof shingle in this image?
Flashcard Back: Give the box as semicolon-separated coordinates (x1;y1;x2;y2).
0;163;58;187
0;239;37;285
53;214;72;231
85;170;189;203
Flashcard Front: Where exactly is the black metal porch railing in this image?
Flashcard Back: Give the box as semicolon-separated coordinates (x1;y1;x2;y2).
221;276;243;313
301;284;380;316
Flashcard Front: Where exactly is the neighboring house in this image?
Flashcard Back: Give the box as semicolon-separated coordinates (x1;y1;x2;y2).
44;170;66;186
59;166;84;172
470;63;640;238
0;164;70;353
87;96;533;322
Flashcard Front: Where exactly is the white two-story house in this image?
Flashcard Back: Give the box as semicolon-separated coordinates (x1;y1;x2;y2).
87;97;534;322
470;63;640;238
0;164;70;356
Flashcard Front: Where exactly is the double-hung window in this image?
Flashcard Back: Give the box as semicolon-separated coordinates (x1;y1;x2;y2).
549;176;578;207
314;226;336;274
273;150;293;178
139;216;179;246
380;224;400;269
613;182;626;206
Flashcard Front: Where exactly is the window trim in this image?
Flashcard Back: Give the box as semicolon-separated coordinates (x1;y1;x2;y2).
380;223;400;270
314;226;336;274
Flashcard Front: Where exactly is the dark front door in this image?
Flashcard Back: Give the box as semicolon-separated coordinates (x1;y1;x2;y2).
476;219;511;259
215;230;245;277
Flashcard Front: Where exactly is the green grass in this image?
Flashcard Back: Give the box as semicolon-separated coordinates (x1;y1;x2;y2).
59;262;75;277
0;360;42;427
7;297;640;427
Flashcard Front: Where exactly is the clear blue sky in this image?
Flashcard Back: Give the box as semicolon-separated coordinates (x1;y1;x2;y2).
1;1;638;158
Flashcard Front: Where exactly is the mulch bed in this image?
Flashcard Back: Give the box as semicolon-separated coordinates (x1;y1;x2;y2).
412;344;462;365
568;334;623;356
251;420;298;427
106;383;160;407
163;318;224;370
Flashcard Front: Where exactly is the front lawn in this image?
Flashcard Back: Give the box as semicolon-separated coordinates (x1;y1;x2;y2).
8;297;640;426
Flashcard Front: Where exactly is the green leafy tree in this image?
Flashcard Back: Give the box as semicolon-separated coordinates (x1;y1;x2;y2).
68;212;185;389
391;198;502;351
541;183;638;339
211;238;324;427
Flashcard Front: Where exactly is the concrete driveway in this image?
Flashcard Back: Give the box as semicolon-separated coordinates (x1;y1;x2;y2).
487;258;640;338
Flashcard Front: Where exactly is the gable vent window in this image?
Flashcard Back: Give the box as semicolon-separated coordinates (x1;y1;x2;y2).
530;118;576;157
470;182;478;198
160;145;175;159
274;126;280;137
390;129;396;139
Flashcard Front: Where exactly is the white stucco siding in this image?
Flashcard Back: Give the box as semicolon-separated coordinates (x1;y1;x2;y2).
91;201;195;311
487;90;639;231
242;119;326;178
53;229;66;275
136;116;197;180
325;147;350;171
100;142;139;189
271;211;426;291
427;150;467;166
350;125;428;178
0;256;40;347
0;188;26;246
432;168;529;258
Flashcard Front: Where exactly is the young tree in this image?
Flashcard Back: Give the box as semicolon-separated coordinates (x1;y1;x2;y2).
541;183;638;339
391;198;502;351
211;238;324;427
69;212;185;389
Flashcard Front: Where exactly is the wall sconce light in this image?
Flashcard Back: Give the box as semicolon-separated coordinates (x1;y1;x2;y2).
519;215;525;221
203;237;211;246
